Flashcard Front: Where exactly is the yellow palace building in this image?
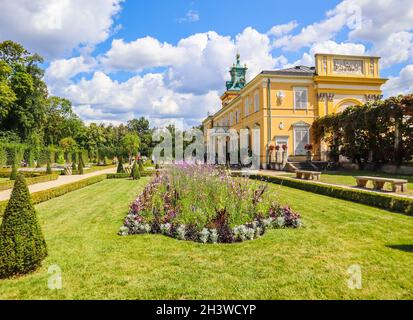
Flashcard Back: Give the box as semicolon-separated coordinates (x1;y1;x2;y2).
202;53;387;168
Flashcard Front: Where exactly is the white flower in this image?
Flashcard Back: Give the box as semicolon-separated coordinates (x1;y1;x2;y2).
262;218;273;228
209;229;218;243
176;225;186;240
199;228;210;243
276;216;285;228
160;223;171;234
246;228;255;240
118;226;129;236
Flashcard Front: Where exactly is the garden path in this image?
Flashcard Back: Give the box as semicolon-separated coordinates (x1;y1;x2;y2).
0;167;116;201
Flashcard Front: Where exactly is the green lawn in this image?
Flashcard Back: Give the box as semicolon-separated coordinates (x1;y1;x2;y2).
0;178;412;299
281;170;413;196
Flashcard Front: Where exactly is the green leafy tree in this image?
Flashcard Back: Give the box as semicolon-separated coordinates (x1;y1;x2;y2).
0;41;48;141
59;137;77;153
127;117;153;156
0;174;47;278
121;132;140;161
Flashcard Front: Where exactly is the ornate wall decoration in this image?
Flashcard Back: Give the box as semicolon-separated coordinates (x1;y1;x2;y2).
333;59;363;75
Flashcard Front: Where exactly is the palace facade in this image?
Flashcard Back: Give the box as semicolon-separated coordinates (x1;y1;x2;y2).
202;53;388;168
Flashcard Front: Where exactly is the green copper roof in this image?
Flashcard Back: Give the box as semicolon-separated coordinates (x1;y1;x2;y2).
226;53;247;91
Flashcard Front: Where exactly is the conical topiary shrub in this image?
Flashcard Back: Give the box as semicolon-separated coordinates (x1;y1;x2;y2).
131;161;140;180
138;160;144;176
46;161;52;175
10;163;17;181
117;159;125;174
0;174;47;279
78;160;84;175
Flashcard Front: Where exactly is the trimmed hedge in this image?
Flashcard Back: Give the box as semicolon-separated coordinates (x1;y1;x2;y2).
249;174;413;215
0;174;59;191
0;174;107;217
66;164;116;176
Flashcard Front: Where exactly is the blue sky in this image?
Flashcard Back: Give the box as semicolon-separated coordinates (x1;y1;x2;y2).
0;0;412;127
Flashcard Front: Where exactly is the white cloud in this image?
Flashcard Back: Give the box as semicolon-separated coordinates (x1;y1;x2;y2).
0;0;123;58
101;37;184;71
291;41;366;66
101;28;285;94
267;21;298;37
51;71;221;127
274;11;348;50
46;56;96;82
274;0;413;61
382;65;413;97
370;31;413;68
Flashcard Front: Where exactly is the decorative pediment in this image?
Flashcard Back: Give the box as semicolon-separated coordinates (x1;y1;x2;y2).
292;120;310;127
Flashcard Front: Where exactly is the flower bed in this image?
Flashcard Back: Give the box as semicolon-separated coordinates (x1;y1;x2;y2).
119;165;301;243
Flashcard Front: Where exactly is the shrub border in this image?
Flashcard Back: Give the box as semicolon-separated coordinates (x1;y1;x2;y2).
0;174;107;217
249;173;413;216
107;173;130;179
0;174;59;191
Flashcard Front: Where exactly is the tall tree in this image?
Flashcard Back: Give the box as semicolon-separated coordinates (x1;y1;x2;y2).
0;41;48;140
127;117;153;156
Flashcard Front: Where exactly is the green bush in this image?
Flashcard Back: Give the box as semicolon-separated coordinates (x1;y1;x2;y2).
9;163;17;180
116;161;125;174
0;174;47;278
250;174;413;215
46;161;52;174
131;161;140;180
71;162;77;171
0;174;59;191
0;175;107;217
107;173;130;179
78;160;84;175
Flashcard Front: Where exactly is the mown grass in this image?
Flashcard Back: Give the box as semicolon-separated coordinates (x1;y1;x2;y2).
0;178;412;299
280;170;413;195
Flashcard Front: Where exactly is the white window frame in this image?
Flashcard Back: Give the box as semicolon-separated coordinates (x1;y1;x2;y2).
254;91;259;112
293;125;310;156
293;87;308;110
244;97;249;116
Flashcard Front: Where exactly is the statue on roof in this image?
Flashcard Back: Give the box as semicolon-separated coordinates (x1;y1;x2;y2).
226;53;247;91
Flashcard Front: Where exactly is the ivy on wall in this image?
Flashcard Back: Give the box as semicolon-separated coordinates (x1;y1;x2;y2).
313;94;413;165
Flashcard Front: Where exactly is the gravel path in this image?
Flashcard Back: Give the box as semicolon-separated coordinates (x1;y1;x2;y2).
0;167;116;201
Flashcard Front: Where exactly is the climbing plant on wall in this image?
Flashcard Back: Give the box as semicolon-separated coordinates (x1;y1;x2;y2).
313;94;413;166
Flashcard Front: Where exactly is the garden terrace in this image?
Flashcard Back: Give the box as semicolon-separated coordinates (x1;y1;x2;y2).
0;177;412;299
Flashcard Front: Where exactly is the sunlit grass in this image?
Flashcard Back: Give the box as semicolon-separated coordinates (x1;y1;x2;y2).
279;170;413;195
0;177;412;299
